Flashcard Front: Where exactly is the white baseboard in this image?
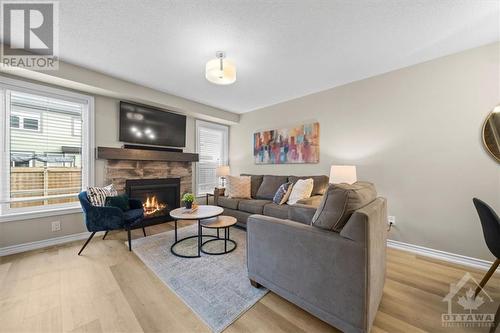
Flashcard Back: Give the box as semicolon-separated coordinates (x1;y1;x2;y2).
0;232;494;271
0;231;95;257
387;239;494;271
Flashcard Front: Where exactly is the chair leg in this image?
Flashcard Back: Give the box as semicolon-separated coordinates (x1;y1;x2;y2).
127;228;132;251
78;232;96;255
142;227;147;237
475;258;500;298
102;231;109;240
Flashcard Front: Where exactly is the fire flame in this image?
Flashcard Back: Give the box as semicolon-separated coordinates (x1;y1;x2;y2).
143;195;167;216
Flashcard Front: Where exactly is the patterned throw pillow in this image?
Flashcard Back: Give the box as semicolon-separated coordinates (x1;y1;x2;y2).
273;182;293;205
87;184;118;206
287;178;314;205
226;175;251;199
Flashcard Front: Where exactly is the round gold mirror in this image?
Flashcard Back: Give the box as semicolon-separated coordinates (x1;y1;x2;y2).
483;106;500;163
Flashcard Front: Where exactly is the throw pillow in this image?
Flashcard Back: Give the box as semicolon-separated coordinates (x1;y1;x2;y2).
287;178;314;205
311;182;377;232
87;184;118;206
226;175;251;199
273;182;293;205
105;194;130;212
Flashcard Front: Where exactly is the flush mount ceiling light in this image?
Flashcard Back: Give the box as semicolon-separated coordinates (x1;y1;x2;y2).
205;51;236;85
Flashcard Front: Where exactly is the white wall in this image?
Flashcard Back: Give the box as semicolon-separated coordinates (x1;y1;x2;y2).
230;43;500;261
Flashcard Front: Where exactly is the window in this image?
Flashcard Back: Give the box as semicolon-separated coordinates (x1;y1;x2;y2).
195;120;229;196
72;117;82;136
23;117;39;130
10;115;19;128
0;77;94;218
10;112;41;131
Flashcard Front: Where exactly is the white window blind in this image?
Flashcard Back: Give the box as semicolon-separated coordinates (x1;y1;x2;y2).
0;78;94;217
195;120;228;196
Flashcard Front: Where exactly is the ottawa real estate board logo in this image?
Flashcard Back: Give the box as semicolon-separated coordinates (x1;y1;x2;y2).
442;272;495;328
1;1;59;70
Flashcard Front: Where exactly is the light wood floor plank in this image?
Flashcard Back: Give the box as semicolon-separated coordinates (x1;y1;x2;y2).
1;223;498;333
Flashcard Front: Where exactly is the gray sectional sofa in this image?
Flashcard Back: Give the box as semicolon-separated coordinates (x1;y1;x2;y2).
213;174;329;228
246;182;387;333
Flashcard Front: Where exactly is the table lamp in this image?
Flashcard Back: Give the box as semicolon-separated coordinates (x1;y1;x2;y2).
329;165;357;184
216;165;230;187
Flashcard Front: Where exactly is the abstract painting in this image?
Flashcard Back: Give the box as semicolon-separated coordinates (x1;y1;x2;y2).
254;122;320;164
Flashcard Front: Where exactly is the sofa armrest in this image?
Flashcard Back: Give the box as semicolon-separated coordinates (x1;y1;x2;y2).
296;195;322;207
247;215;366;329
213;187;225;206
288;203;316;224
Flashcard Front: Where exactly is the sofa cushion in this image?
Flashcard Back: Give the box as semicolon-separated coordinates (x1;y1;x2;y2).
289;203;317;225
256;175;288;200
273;182;292;205
218;196;240;210
238;199;272;214
226;175;251;199
241;174;264;198
312;182;377;232
289;175;329;196
263;203;290;219
287;178;314;205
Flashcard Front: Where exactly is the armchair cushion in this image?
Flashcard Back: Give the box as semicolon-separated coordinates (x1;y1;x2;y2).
124;208;145;225
129;198;143;210
105;194;130;212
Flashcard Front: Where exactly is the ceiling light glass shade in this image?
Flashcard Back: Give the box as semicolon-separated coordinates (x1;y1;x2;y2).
205;55;236;85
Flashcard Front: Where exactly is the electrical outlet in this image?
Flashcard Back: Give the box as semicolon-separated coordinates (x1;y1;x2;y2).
51;221;61;232
388;216;396;225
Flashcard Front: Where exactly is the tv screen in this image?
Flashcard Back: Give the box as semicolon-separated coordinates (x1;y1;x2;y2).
119;102;186;147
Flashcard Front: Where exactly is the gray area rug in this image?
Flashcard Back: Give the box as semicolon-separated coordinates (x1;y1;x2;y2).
130;224;268;333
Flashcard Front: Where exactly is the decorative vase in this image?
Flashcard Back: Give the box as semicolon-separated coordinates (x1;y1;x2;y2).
185;201;192;209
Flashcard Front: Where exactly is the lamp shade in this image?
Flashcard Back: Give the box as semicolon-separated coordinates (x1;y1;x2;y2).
329;165;357;184
216;165;230;177
205;53;236;85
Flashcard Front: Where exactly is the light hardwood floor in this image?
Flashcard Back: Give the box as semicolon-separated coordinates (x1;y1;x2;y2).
1;222;499;333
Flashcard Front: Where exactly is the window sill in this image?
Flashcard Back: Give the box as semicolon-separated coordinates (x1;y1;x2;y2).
0;205;82;223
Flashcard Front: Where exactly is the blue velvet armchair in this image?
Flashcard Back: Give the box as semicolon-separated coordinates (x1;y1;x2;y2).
78;191;145;255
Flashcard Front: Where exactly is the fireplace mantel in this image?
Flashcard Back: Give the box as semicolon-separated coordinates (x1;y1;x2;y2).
97;146;199;162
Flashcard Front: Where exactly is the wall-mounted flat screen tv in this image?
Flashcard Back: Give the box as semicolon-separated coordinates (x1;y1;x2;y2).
119;101;186;147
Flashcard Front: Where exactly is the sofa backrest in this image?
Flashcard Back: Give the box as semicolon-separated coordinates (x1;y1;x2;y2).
241;174;329;199
255;175;289;200
240;174;263;198
288;175;329;196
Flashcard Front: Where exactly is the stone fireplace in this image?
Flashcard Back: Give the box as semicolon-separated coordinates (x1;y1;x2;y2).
98;146;198;225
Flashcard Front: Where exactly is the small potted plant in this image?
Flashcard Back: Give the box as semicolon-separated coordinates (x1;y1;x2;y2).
182;193;195;209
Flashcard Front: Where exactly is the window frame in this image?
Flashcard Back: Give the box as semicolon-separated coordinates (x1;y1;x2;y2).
0;76;95;222
195;119;229;197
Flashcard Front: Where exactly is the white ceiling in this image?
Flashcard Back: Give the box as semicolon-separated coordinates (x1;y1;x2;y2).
58;0;499;114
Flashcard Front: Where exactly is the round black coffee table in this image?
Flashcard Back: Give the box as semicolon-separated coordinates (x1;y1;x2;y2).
169;205;223;258
200;216;237;255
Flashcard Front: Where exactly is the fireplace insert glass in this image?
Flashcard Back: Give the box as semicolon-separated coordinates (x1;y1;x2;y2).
125;178;180;224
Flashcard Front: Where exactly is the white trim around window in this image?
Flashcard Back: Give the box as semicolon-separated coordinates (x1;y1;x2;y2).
0;76;94;222
195;119;229;197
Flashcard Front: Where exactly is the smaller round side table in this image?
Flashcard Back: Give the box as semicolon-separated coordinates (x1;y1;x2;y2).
200;216;237;255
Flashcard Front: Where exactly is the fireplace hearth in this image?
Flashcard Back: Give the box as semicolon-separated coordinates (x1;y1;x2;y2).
126;178;180;225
